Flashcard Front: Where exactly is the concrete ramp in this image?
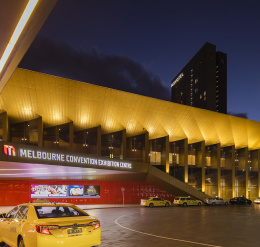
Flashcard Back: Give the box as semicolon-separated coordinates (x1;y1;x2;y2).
146;166;209;201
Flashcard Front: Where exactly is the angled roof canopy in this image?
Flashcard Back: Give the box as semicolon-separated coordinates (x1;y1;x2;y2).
1;68;260;150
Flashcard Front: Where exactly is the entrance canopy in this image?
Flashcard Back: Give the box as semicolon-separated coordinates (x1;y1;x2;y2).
0;0;57;92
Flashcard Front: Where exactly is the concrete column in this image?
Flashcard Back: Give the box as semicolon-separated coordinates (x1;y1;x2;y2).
245;148;249;198
231;146;236;198
258;149;260;197
1;112;9;142
149;140;153;165
37;117;43;147
217;144;221;197
142;132;149;163
201;141;206;193
97;125;101;156
69;122;74;151
184;138;188;183
121;129;126;159
165;136;170;173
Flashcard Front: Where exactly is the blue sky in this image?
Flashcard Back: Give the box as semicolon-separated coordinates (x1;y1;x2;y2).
23;0;260;121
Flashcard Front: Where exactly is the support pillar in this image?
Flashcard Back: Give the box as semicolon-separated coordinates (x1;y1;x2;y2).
184;138;188;183
201;141;206;193
97;125;101;156
37;117;43;147
258;149;260;197
69;122;73;151
121;129;126;159
149;140;153;165
245;148;249;198
231;146;236;198
217;143;221;197
142;132;149;163
1;112;9;142
165;136;170;173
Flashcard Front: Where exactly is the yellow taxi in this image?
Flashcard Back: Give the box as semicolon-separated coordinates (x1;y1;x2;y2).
140;197;171;207
0;200;101;247
174;196;202;206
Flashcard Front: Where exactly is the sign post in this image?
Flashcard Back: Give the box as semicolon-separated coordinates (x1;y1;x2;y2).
121;187;125;207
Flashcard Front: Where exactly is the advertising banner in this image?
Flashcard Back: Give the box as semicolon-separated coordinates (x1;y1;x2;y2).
31;184;100;198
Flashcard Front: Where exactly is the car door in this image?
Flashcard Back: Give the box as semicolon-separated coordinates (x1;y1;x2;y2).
158;198;164;206
1;206;19;246
8;206;29;247
152;198;160;206
218;198;224;205
190;198;196;205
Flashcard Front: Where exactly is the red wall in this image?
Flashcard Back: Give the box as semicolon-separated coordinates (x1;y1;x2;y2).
0;180;175;206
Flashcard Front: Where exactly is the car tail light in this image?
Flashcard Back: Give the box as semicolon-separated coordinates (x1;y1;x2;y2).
36;225;60;235
88;221;100;230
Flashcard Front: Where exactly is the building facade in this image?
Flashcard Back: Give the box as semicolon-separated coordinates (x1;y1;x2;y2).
171;42;227;114
0;68;259;206
0;2;259;207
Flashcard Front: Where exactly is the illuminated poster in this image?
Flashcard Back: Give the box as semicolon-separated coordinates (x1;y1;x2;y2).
31;185;67;198
84;185;100;198
31;184;100;198
68;185;84;196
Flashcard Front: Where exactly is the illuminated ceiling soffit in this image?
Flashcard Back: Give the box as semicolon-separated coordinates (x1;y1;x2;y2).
0;0;58;93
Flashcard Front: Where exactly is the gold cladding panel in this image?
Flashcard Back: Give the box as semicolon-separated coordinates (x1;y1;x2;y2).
1;68;260;150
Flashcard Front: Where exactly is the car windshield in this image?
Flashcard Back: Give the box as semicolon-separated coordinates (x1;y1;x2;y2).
34;205;89;219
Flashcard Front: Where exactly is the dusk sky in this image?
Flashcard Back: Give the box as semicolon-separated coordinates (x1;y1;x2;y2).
19;0;260;121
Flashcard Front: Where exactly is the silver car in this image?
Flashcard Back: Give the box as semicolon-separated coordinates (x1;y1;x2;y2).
204;197;228;206
254;197;260;204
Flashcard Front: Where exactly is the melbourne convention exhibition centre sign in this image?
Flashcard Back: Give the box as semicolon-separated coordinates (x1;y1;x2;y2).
0;142;133;171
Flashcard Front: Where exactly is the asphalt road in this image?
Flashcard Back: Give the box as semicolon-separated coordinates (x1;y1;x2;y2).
4;204;260;247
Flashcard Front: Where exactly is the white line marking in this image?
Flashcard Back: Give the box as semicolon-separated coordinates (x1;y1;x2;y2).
115;213;223;247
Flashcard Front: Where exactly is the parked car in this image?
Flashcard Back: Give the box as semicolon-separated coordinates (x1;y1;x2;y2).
254;197;260;204
140;197;171;207
204;197;228;206
0;201;101;247
229;196;252;205
174;196;202;206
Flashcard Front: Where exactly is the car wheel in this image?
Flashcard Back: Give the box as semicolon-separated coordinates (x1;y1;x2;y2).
183;202;187;207
248;201;252;205
197;202;201;206
212;202;216;206
149;203;154;208
165;202;169;207
18;237;25;247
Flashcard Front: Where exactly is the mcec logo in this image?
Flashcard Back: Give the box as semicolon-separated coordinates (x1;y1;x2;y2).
3;145;16;156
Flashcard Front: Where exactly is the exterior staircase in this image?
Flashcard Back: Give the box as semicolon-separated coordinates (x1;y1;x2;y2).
146;166;209;201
